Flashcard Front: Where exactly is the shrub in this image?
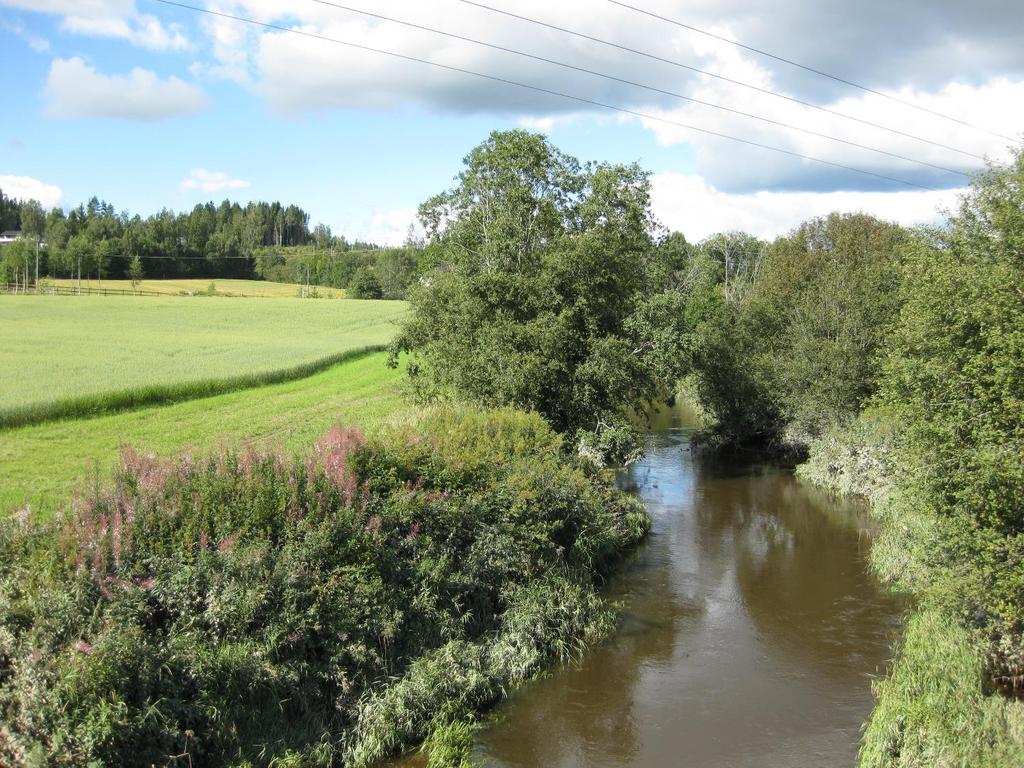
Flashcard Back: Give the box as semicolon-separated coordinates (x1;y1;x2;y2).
0;408;647;767
349;268;383;299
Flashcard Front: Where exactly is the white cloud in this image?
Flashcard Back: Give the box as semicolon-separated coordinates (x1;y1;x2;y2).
61;12;188;50
650;172;962;241
43;57;208;121
634;29;1024;193
0;174;63;208
0;0;188;50
179;168;251;192
189;10;257;84
201;0;706;115
348;208;419;246
517;113;588;132
193;0;1022;193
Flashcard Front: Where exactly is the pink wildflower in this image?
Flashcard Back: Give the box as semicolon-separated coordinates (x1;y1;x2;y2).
218;532;239;555
239;442;258;478
314;424;366;504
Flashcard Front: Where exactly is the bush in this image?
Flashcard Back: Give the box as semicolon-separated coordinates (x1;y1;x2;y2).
349;267;383;299
796;409;897;501
0;408;647;767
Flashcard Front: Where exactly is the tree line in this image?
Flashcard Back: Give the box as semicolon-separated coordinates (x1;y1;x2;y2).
0;194;313;282
0;192;423;298
254;241;424;300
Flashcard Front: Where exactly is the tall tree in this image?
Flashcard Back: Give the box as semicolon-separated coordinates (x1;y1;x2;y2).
0;188;21;231
391;130;689;459
19;200;45;286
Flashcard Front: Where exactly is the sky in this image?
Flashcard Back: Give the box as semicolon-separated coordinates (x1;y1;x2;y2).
0;0;1022;245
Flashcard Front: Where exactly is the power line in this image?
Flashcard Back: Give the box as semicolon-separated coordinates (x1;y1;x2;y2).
151;0;943;191
460;0;991;161
308;0;969;178
84;248;400;260
608;0;1022;146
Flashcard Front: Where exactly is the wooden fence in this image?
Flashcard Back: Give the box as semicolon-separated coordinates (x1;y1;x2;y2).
0;283;165;297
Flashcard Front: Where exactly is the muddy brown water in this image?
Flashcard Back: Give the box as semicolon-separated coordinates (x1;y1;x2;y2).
402;405;906;767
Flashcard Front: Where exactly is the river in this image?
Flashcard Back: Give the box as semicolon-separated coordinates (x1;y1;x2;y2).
401;403;906;767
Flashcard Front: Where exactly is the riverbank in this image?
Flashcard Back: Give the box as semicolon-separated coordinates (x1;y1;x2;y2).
798;418;1024;767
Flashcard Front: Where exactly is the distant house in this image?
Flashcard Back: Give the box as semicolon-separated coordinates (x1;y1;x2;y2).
0;230;22;245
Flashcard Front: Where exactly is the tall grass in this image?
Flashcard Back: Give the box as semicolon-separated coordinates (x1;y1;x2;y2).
0;345;385;429
0;352;407;516
862;607;1024;768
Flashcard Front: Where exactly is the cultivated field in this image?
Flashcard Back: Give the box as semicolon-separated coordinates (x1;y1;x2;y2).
0;351;408;515
0;295;406;425
48;277;346;298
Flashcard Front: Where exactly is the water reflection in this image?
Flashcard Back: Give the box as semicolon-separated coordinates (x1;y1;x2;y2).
473;405;905;768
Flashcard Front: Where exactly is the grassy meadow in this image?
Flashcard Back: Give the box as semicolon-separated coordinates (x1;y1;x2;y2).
0;294;406;425
0;350;408;515
48;277;346;298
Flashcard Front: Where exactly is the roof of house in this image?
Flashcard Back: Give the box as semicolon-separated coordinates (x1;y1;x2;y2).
0;230;22;239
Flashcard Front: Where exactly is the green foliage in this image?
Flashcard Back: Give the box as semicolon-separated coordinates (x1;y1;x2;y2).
690;287;786;446
0;239;34;287
391;131;690;455
694;230;765;300
349;267;383;300
256;246;421;300
691;213;910;445
750;213;908;435
787;151;1024;767
876;148;1024;629
0;408;648;767
796;409;897;501
18;201;44;241
0;187;21;231
1;191;322;283
127;255;143;288
422;721;479;768
861;607;1024;768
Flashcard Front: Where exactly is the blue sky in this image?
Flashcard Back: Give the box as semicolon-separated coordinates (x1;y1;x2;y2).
1;1;1021;243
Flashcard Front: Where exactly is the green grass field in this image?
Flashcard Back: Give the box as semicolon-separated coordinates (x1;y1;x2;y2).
0;295;406;423
49;278;346;298
0;351;409;516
